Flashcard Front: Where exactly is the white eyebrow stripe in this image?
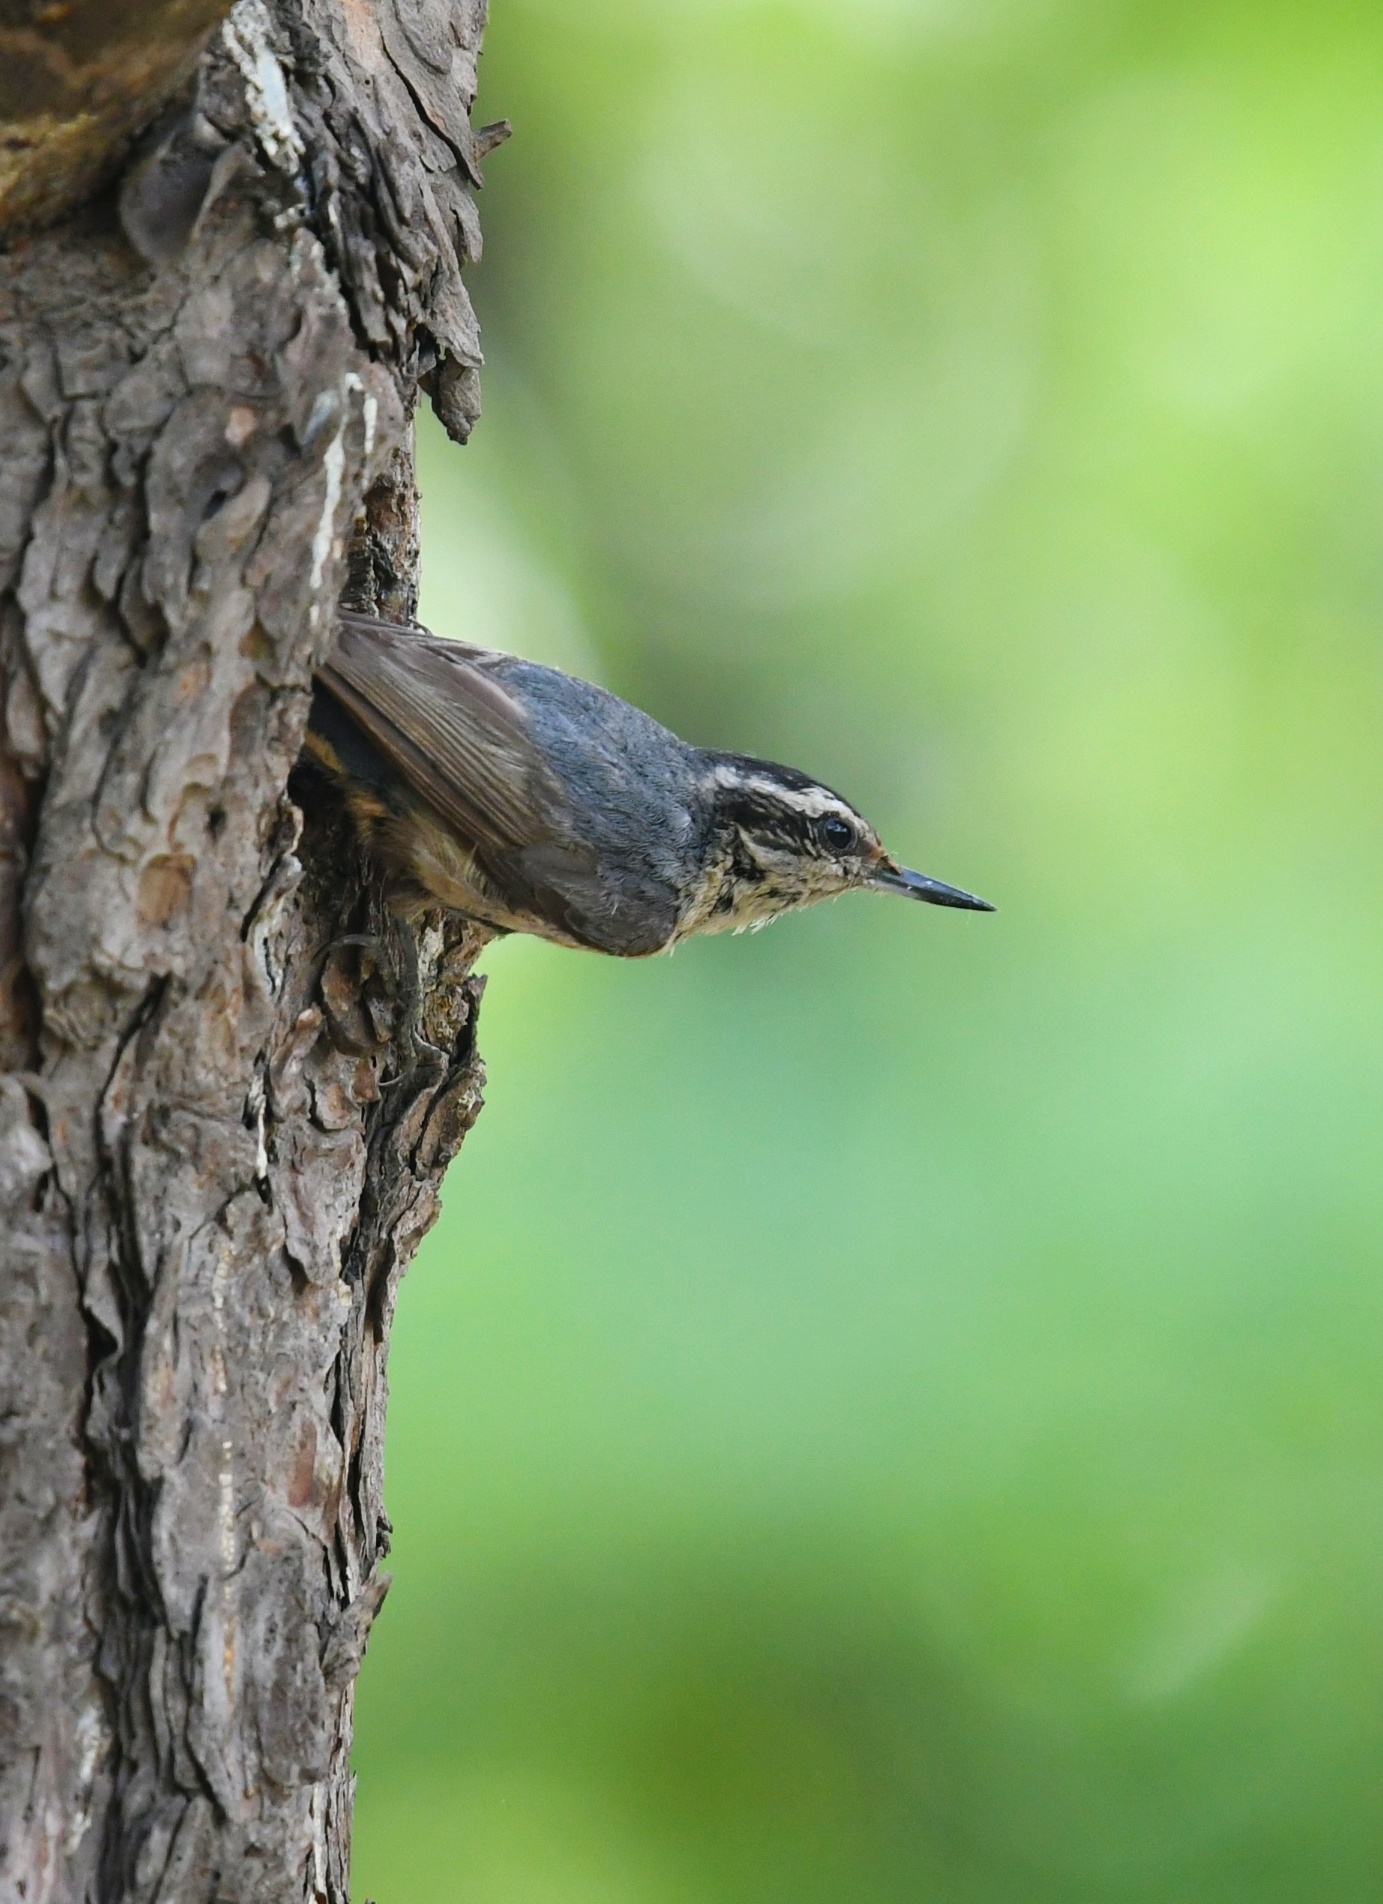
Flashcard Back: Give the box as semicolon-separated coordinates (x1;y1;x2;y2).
711;769;854;821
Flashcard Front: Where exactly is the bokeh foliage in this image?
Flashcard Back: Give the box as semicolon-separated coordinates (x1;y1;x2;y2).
352;2;1383;1898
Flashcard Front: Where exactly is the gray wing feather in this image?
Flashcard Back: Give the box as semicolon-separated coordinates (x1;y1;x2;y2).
323;613;564;856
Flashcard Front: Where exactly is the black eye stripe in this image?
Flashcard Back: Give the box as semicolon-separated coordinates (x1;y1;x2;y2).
728;795;811;836
717;774;861;853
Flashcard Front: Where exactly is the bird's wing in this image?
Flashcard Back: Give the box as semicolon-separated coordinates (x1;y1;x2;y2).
320;614;679;955
320;612;566;858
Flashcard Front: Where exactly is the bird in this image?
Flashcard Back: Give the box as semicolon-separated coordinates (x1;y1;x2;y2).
303;611;994;957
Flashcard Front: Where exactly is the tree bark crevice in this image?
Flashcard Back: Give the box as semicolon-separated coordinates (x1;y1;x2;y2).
0;0;233;238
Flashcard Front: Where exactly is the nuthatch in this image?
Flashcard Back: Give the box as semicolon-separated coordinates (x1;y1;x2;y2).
305;612;994;955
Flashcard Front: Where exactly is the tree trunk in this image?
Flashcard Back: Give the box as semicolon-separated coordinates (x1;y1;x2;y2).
0;4;497;1897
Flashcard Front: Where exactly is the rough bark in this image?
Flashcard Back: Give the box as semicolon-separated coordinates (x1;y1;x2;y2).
0;4;498;1898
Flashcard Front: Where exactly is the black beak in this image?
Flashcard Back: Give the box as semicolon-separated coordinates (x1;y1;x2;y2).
871;864;996;912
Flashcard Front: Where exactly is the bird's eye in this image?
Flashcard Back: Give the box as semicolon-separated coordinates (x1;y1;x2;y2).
818;814;856;854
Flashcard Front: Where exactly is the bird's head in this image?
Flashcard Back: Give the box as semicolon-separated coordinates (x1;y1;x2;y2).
685;753;994;938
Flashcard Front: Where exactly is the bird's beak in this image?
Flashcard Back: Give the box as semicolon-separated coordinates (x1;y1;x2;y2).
871;862;996;912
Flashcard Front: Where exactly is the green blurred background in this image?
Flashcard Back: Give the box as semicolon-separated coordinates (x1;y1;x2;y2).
351;3;1383;1898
